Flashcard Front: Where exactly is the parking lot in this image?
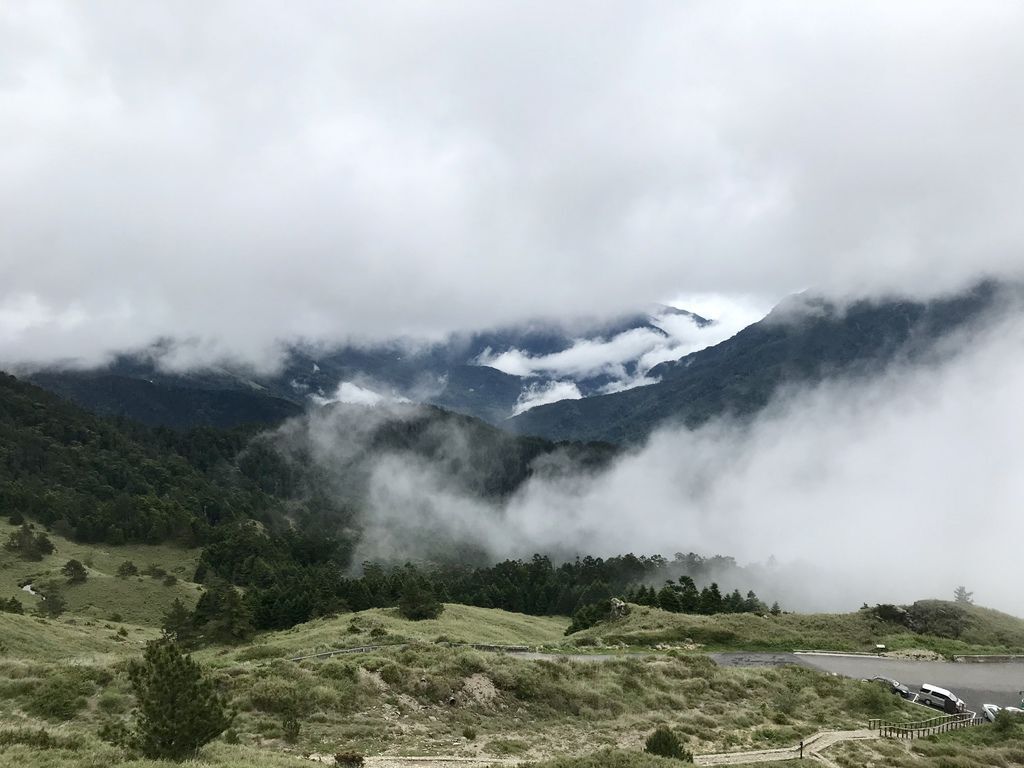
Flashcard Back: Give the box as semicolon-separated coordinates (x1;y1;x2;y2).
711;652;1024;714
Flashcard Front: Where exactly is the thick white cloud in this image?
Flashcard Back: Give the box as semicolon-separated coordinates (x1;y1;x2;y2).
511;380;583;417
2;1;1023;367
479;299;769;393
345;305;1024;614
312;381;408;407
482;328;667;381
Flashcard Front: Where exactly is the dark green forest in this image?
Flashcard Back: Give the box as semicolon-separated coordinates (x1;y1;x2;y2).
0;373;612;548
0;373;278;544
0;372;774;637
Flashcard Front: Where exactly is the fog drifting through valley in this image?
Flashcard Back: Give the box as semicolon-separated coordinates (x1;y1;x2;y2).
290;305;1024;616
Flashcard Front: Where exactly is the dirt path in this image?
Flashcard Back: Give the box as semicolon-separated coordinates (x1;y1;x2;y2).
365;759;515;768
304;731;877;767
309;757;516;767
693;729;876;766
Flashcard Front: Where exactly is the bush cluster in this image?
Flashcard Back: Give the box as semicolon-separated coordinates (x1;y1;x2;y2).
644;725;693;761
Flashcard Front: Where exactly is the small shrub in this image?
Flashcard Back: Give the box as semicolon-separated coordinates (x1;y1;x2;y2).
994;709;1022;736
248;678;309;715
485;738;529;755
644;726;693;762
0;727;83;750
98;719;130;747
116;561;139;578
379;662;405;686
109;612;123;622
774;688;799;715
369;627;387;639
320;660;358;681
163;574;178;587
1;596;23;614
334;752;365;766
25;677;91;721
462;727;477;740
97;691;131;714
223;728;240;744
847;682;895;716
282;714;300;743
236;645;287;661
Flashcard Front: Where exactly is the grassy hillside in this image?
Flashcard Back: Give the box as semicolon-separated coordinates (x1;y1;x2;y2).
572;603;1024;657
827;721;1024;768
0;638;918;764
0;612;156;661
0;602;926;767
206;604;570;664
0;519;203;626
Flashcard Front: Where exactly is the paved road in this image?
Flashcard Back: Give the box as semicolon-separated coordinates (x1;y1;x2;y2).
712;652;1024;713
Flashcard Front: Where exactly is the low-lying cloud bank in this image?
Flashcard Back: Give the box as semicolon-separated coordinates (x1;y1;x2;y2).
4;3;1024;368
478;300;768;402
319;303;1024;615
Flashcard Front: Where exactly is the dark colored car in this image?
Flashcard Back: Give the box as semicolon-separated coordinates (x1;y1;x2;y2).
870;676;914;700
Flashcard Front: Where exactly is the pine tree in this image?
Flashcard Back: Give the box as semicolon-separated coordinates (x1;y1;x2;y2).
953;586;974;605
161;598;195;645
126;637;232;760
36;588;67;618
743;590;765;613
724;589;744;613
699;583;723;615
4;523;55;561
658;584;683;613
677;576;700;613
2;596;23;614
398;580;444;621
62;559;88;584
192;580;253;644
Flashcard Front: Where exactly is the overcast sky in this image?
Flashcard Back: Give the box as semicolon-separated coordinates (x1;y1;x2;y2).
2;1;1024;368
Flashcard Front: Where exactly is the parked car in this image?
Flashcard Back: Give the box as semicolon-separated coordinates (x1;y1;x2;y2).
983;704;1024;722
918;683;966;713
869;677;914;700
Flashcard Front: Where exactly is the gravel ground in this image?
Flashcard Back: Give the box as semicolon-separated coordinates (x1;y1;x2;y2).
711;652;1024;712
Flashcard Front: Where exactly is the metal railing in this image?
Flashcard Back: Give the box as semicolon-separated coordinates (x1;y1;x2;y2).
869;712;984;739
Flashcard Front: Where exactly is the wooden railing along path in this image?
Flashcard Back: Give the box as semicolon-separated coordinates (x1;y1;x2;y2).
869;712;984;739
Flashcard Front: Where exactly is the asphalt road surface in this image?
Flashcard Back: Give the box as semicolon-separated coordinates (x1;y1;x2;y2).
711;653;1024;714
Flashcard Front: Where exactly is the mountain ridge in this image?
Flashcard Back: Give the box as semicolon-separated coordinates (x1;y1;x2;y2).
24;307;714;429
507;280;1016;443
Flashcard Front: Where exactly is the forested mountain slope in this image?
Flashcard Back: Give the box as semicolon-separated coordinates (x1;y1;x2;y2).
509;281;1014;443
0;373;277;544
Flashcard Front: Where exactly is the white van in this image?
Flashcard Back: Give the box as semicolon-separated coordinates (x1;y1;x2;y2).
918;683;966;713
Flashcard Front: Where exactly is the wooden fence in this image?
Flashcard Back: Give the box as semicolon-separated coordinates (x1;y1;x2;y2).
869;712;985;739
